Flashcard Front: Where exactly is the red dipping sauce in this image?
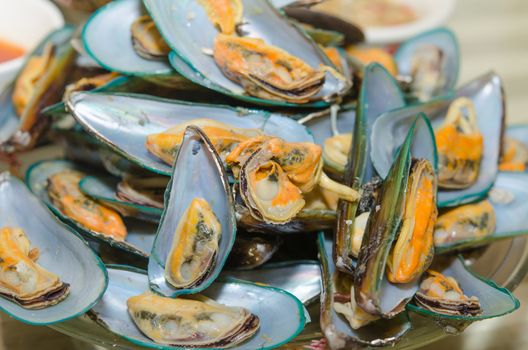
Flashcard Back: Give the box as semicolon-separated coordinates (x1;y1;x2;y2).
0;38;25;63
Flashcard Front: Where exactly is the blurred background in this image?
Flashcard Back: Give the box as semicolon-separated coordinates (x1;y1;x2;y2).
0;0;527;349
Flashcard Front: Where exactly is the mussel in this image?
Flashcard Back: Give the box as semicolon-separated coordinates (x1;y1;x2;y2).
414;270;482;317
434;200;496;247
128;292;259;347
407;45;446;101
165;198;222;289
148;126;236;296
499;137;528;172
435;97;483;189
130;15;170;60
386;159;438;284
235;137;359;224
197;0;243;34
355;115;437;316
213;34;326;103
146;118;262;165
323;133;352;174
0;227;70;309
116;176;167;209
1;27;76;152
47;170;128;241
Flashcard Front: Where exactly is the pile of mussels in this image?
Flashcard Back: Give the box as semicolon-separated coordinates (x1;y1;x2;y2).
1;0;528;349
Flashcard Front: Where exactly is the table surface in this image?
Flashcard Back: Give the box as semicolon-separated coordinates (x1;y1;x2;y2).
1;0;528;349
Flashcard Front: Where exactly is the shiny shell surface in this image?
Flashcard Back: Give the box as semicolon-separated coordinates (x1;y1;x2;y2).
25;159;157;258
67;91;313;175
0;173;107;325
371;72;504;207
91;265;306;350
148;126;236;296
144;0;348;106
82;0;172;75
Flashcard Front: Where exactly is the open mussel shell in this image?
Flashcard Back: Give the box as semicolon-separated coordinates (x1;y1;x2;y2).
318;233;411;349
335;63;405;272
148;126;236;296
407;257;519;321
436;172;528;253
92;265;305;349
67;91;313;175
25;159;156;258
79;176;163;223
0;173;107;325
354;115;435;317
0;26;76;152
371;72;504;207
145;0;348;107
395;27;460;100
82;0;172;75
225;261;321;305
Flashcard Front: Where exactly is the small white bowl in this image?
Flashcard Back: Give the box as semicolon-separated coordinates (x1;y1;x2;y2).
364;0;456;45
0;0;64;91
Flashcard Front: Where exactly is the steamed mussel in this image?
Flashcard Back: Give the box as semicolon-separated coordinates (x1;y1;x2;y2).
213;34;327;103
414;270;482;317
434;200;496;247
386;159;438;284
128;292;259;347
165;198;222;289
198;0;243;35
47;170;128;241
0;227;70;309
435;97;483;189
116;176;168;209
146;118;262;165
407;45;446;102
499;137;528;172
323;133;352;174
130;15;170;60
231;136;359;224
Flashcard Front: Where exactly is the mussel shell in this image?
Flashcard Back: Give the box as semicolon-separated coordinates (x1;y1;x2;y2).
66;91;313;175
0;173;107;325
318;233;411;349
148;126;236;296
79;176;163;223
370;72;504;207
82;0;172;75
25;159;157;258
145;0;349;107
394;27;460;101
226;233;281;270
335;63;405;272
91;265;306;350
354;115;434;317
407;257;519;321
436;172;528;253
0;26;75;151
225;261;321;305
